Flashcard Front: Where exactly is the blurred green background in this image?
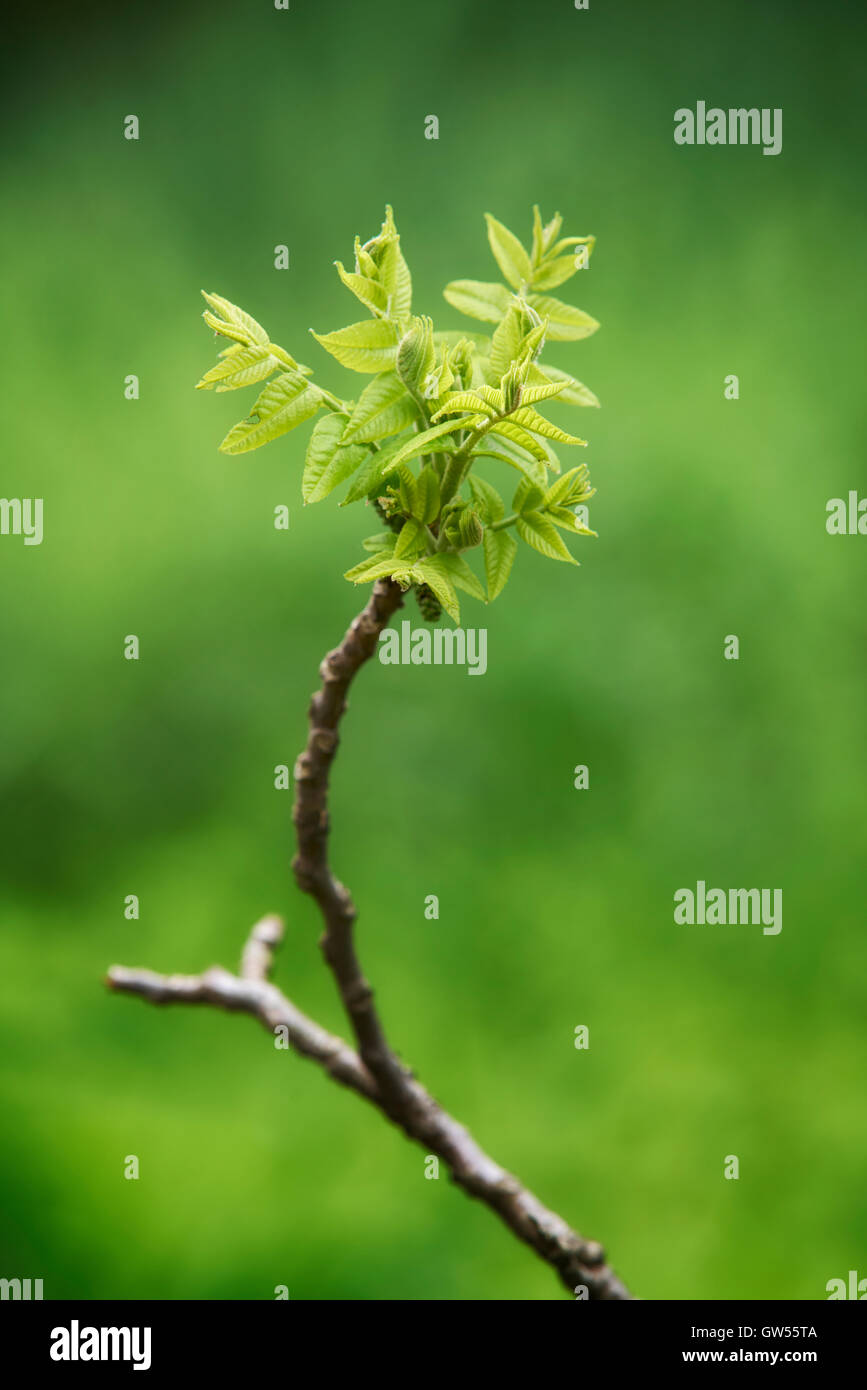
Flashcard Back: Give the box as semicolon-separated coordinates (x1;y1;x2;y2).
1;0;865;1300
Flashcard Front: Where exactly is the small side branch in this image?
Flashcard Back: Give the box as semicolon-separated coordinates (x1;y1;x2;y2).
240;913;284;982
107;917;632;1300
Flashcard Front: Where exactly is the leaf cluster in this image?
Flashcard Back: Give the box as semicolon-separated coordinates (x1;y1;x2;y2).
197;207;599;624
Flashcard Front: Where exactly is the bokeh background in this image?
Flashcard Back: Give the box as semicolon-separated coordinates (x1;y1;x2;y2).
1;0;865;1300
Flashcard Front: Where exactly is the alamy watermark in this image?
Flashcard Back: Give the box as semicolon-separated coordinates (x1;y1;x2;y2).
50;1321;151;1371
0;1276;43;1299
674;881;782;935
826;1270;866;1299
826;492;867;535
378;620;487;675
674;103;782;156
0;497;42;545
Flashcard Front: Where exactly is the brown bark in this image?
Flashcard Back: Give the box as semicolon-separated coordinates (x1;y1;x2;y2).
107;579;633;1300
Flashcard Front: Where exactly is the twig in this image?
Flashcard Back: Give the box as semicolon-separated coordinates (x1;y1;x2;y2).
291;578;414;1114
106;579;633;1299
107;917;632;1299
240;913;285;983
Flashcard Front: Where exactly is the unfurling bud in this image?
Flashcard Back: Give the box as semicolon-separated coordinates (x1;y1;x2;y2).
397;315;435;395
501;369;522;414
444;504;483;549
459;509;484;548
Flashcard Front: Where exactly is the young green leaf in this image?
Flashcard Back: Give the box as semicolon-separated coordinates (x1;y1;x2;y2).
545;505;597;535
355;239;378;279
344;553;401;584
489;306;525;379
530;207;563;263
394;466;416;517
526;293;599;341
341;372;418;443
436;551;487;602
377;206;413;321
196;343;281;392
530;238;594;291
485;214;531;290
393;518;426;559
431;390;492;420
219;374;322;454
414;466;441;524
483;528;518;601
443;280;513;324
513;477;546;514
486;419;551;466
516;511;578;563
422;345;455;403
468;474;505;524
362;532;394;552
474;383;506;411
543;465;593;509
396;316;436;396
302;414;370;504
386;417;480;470
201;292;270;348
471;355;496;389
516;379;568;407
339;433;417;506
549;234;596;259
510;406;587;445
335;262;389;315
473;424;550;479
529;256;579;292
311;319;399;373
531;205;547;265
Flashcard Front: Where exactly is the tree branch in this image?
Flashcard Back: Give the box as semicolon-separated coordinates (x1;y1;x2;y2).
106;578;633;1300
106;918;632;1299
291;578;414;1114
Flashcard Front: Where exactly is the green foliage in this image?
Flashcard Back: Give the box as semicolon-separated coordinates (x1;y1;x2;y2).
197;206;600;623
